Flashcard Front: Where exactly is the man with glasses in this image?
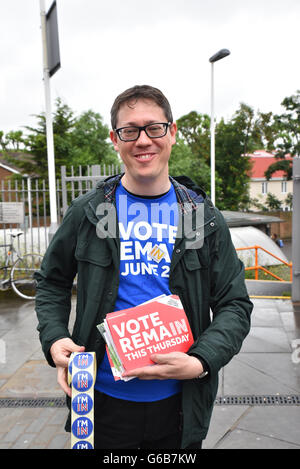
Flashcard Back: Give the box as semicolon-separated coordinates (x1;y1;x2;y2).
36;85;252;449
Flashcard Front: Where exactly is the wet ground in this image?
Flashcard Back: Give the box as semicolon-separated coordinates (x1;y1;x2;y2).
0;290;299;450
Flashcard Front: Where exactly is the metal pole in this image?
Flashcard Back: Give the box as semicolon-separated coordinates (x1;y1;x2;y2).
27;176;32;230
209;49;230;206
292;157;300;305
210;62;215;205
40;0;58;239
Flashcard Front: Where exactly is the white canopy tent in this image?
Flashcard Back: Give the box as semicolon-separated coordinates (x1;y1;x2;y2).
230;226;288;267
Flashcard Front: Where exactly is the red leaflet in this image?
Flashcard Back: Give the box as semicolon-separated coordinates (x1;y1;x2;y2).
98;295;194;380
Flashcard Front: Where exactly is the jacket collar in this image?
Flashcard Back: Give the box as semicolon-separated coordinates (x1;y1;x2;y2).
96;173;207;212
87;173;217;236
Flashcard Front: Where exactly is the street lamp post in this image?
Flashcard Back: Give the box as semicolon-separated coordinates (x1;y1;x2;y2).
209;49;230;205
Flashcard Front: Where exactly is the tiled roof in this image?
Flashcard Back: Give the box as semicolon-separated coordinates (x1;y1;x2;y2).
247;150;293;179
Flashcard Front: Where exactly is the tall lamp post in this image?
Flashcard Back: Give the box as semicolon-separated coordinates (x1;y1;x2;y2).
209;49;230;205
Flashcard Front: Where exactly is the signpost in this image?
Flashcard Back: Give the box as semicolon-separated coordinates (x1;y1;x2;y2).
0;203;24;224
39;0;61;240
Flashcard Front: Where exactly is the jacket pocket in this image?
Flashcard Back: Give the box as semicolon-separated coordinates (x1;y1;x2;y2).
75;239;112;267
183;245;209;271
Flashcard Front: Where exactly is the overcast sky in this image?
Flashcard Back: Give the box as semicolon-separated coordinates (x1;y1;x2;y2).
1;0;300;136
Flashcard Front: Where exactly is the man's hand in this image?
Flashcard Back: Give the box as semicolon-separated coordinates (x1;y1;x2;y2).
122;352;204;380
50;338;85;397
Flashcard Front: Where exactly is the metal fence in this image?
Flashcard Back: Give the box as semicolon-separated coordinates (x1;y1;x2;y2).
60;163;123;215
0;164;123;263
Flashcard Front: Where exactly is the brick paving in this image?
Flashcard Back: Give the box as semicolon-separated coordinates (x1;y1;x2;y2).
0;407;70;449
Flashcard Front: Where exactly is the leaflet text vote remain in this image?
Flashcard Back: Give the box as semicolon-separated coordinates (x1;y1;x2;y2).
111;311;191;356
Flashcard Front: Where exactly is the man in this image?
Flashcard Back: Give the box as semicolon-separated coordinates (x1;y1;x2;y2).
35;85;252;449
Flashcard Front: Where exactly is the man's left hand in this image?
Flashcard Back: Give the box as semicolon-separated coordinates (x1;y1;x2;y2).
122;352;204;380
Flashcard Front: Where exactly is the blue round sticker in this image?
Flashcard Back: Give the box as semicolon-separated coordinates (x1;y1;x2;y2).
68;359;73;376
72;371;93;392
72;393;93;415
73;353;93;369
72;417;93;439
72;441;93;449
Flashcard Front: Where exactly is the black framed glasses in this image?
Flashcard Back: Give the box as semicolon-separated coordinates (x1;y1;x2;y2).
115;122;171;142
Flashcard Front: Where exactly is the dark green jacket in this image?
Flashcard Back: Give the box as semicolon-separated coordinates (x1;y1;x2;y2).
35;174;252;448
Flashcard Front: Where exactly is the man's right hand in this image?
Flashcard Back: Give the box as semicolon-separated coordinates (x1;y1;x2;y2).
50;338;85;397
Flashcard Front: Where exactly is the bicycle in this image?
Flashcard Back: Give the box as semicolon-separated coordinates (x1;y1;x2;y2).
0;231;43;300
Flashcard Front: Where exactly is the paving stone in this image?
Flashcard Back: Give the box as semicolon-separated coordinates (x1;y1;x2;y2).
223;353;299;395
203;405;249;449
236;406;300;446
11;432;36;449
250;308;282;327
31;423;59;446
216;428;300;449
0;442;13;449
0;360;64;398
3;423;28;443
47;433;70;449
241;326;291;353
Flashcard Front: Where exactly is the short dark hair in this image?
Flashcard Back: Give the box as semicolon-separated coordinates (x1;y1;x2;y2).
110;85;173;129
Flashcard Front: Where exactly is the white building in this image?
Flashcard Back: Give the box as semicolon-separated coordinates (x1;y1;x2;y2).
247;150;293;211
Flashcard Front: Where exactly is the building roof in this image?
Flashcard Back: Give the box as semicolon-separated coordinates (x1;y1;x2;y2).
247;150;293;179
222;210;282;227
0;161;21;174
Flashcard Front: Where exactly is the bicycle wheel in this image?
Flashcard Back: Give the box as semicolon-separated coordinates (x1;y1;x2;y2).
11;253;43;300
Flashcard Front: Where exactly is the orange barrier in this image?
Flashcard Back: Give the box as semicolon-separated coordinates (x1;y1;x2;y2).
236;245;292;282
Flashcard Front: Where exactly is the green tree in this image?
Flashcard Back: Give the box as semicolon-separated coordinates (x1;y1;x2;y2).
285;192;293;210
228;103;262;154
266;193;282;211
0;130;26;152
176;111;210;165
175;111;216;195
214;104;254;210
249;196;268;212
70;110;118;167
3;98;119;179
17;98;75;178
169;137;212;191
4;131;25;151
0;131;7;151
175;107;254;209
255;111;279;151
265;90;300;180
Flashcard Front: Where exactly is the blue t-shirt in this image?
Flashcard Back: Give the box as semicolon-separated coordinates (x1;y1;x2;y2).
95;181;182;401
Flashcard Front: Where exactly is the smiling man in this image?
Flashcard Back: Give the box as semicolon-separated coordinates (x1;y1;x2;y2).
35;85;253;449
110;92;177;195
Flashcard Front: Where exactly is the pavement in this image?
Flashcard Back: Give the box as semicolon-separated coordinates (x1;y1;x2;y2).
0;289;299;451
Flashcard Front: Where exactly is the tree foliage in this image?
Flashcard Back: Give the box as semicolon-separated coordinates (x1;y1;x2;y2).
264;90;300;180
173;105;255;210
0;98;119;179
176;112;211;165
265;193;282;211
215;108;252;210
169;137;212;192
1;90;299;211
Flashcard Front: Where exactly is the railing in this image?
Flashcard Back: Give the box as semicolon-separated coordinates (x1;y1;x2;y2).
236;245;293;281
0;164;123;262
61;164;124;215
